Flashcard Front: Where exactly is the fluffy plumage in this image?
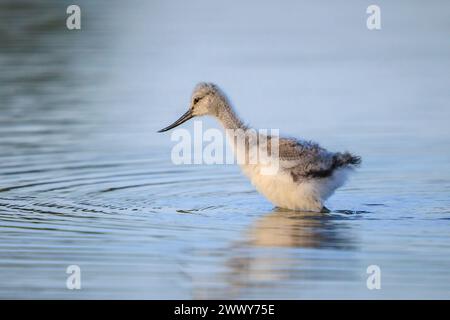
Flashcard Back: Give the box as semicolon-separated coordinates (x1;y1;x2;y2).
160;82;361;212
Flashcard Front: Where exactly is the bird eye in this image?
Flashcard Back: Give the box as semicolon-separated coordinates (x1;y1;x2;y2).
193;97;200;104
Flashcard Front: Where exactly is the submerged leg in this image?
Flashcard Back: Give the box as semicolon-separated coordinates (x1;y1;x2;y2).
321;206;331;213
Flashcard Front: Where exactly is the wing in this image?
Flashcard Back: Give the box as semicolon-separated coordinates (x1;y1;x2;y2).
266;136;361;180
268;138;336;180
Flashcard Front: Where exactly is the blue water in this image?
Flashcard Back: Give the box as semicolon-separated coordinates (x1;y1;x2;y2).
0;0;449;299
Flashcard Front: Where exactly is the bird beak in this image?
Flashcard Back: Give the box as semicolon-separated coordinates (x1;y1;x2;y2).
157;109;194;133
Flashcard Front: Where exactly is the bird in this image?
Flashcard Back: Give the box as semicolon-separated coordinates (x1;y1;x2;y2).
158;82;361;212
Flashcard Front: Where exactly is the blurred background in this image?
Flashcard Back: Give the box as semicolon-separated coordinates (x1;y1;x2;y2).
0;0;449;299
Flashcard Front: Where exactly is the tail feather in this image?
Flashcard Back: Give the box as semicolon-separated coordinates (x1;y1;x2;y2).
334;152;361;168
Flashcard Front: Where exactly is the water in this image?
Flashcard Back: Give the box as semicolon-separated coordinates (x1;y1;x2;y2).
1;0;450;299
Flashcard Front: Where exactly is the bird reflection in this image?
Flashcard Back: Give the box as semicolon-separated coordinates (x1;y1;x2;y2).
247;208;356;249
205;209;359;299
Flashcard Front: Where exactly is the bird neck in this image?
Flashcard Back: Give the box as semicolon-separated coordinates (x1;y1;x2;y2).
215;101;247;131
214;100;255;166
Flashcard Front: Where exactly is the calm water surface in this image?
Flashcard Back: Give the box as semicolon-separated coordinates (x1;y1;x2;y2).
0;0;450;299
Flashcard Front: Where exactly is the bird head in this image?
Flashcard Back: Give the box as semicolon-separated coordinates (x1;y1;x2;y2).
158;82;224;132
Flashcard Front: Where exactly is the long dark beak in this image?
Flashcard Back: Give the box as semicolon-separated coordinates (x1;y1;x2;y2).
157;109;194;133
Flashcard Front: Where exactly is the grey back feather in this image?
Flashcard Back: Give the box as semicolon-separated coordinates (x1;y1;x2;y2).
270;137;361;181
